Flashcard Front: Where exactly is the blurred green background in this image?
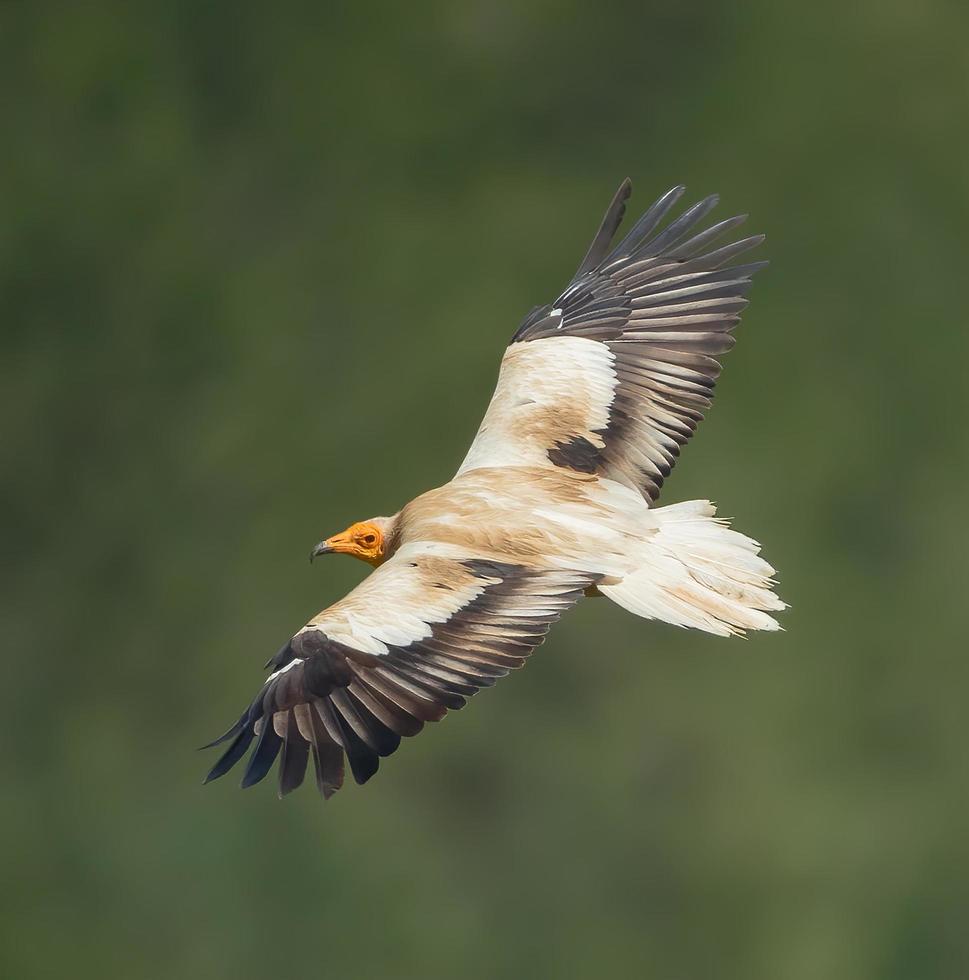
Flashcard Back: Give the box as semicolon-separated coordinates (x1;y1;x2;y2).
3;1;968;977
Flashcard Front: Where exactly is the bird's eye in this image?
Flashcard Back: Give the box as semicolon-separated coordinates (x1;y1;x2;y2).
362;534;376;545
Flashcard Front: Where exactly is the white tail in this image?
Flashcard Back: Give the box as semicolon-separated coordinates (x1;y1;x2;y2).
598;500;785;637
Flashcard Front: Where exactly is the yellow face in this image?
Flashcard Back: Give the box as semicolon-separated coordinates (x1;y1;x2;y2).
317;520;386;566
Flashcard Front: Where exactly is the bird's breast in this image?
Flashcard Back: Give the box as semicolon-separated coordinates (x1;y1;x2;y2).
396;467;618;568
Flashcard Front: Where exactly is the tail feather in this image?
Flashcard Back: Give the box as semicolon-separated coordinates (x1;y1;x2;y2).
598;500;785;637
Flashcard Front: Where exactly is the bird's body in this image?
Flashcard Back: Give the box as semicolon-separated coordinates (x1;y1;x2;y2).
204;180;785;800
400;465;630;572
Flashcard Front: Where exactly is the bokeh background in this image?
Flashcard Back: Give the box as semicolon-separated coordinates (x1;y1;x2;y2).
4;1;968;977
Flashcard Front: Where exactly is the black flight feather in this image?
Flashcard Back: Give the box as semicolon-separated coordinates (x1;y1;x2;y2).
241;717;283;789
572;177;632;281
278;710;310;797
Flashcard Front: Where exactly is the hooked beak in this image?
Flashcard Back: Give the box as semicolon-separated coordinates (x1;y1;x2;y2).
309;539;333;563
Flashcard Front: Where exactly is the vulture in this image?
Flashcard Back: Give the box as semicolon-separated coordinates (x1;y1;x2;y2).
203;179;785;800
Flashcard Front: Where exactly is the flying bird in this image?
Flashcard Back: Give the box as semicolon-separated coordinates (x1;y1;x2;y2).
203;180;785;800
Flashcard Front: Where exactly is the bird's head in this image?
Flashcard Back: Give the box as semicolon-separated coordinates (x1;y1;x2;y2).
310;516;395;567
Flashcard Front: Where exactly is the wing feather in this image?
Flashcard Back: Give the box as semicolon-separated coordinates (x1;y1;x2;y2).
203;547;593;799
460;181;767;502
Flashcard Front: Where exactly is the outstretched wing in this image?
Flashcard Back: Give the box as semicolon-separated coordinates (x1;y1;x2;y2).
204;545;594;799
457;181;766;503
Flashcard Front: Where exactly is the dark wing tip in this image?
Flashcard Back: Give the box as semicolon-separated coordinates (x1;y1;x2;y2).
240;718;283;789
203;725;255;784
602;184;688;269
277;714;310;798
572;177;635;282
198;716;245;751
